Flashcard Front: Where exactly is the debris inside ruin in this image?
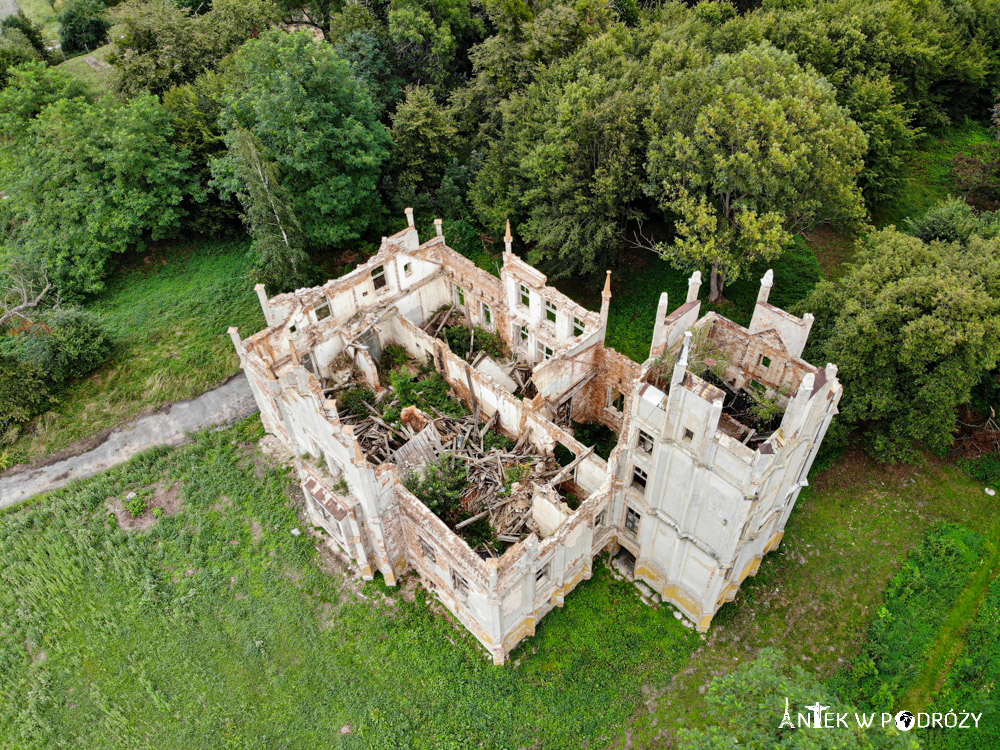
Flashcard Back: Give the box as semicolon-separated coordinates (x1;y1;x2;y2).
333;372;562;556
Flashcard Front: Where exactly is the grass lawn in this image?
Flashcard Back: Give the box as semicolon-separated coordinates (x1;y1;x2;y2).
0;418;698;749
3;239;263;467
55;41;115;94
0;418;988;749
873;120;995;228
1;418;991;748
17;0;60;42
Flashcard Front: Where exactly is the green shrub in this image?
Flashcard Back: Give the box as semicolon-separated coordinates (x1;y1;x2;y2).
0;354;50;440
152;507;164;519
483;430;514;452
834;523;987;711
905;196;985;244
380;344;409;370
553;443;575;467
403;452;467;519
385;369;465;423
958;453;1000;488
1;13;49;61
125;492;147;518
444;325;508;361
58;0;110;55
444;326;471;356
340;387;375;417
15;307;112;384
572;421;618;461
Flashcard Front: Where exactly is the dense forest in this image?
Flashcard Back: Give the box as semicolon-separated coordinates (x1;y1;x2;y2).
1;0;999;465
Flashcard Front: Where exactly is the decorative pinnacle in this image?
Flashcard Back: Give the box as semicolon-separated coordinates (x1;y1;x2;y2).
602;270;612;297
504;219;512;243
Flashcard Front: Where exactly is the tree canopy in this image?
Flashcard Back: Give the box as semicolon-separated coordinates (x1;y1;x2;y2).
109;0;276;97
646;43;867;301
214;30;391;253
801;226;1000;461
0;76;197;295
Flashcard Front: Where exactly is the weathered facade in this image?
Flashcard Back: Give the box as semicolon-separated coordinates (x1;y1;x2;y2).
229;210;842;664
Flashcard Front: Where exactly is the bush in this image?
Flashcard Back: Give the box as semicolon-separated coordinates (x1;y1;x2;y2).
0;27;44;88
444;325;508;361
339;387;375;417
1;13;49;61
952;141;1000;211
378;344;409;373
384;370;466;424
58;0;111;55
0;354;50;441
125;492;148;518
958;452;1000;488
905;197;986;244
572;421;618;461
15;307;111;384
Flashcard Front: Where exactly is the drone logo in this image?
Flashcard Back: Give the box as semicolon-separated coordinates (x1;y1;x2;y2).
895;711;916;731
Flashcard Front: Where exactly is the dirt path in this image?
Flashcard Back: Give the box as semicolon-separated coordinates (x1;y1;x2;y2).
0;374;258;509
0;0;19;21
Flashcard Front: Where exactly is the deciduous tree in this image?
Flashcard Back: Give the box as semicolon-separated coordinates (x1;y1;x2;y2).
472;30;646;276
801;228;1000;462
110;0;276;97
0;94;197;295
214;127;312;292
645;44;866;302
58;0;111;55
216;30;390;253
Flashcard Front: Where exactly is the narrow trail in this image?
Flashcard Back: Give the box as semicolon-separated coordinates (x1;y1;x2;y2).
0;374;258;509
901;542;1000;712
0;0;19;21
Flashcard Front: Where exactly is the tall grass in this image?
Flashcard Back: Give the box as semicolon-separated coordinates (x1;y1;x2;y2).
0;418;697;749
5;239;263;464
832;523;988;712
924;576;1000;749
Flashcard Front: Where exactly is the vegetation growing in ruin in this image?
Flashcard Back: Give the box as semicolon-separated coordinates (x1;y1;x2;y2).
339;387;377;418
1;0;999;744
443;324;508;362
382;369;467;424
403;451;467;518
571;421;617;462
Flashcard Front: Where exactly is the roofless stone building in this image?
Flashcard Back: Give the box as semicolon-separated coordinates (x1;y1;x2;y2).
229;210;841;664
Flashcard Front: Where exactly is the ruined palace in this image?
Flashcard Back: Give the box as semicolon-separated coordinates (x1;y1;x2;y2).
228;209;842;665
